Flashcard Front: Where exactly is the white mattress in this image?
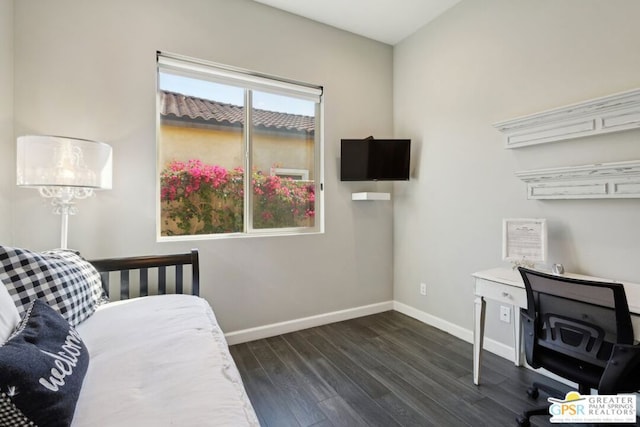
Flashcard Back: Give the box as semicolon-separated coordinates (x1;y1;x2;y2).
73;295;259;426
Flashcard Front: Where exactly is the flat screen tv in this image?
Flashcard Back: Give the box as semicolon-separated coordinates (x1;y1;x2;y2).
340;137;411;181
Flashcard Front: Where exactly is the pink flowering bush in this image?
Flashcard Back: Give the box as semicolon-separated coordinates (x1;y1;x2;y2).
252;172;315;229
160;160;314;235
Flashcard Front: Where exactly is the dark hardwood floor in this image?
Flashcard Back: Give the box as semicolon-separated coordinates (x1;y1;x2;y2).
229;311;575;427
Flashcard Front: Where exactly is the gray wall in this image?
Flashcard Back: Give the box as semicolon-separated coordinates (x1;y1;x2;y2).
0;0;13;243
9;0;395;333
11;0;636;352
393;0;640;348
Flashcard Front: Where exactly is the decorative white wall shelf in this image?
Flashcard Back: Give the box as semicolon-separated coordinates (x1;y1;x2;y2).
516;160;640;199
494;88;640;148
351;192;391;201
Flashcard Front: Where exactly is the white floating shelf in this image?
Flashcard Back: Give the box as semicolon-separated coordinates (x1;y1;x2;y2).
351;192;391;201
494;88;640;148
516;160;640;199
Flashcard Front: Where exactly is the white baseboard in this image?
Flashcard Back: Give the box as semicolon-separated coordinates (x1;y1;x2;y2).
392;303;600;393
225;299;513;360
224;301;394;345
392;301;515;361
225;299;513;361
225;300;640;411
393;301;473;342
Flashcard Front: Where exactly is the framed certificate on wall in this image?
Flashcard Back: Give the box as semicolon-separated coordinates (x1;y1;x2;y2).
502;218;547;264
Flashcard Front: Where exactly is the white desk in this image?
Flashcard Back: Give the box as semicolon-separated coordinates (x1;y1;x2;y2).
472;268;640;385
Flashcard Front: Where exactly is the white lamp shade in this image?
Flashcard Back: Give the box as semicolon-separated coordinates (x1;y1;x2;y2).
17;135;113;189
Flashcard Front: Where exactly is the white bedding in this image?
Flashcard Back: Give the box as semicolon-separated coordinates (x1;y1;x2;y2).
73;295;259;426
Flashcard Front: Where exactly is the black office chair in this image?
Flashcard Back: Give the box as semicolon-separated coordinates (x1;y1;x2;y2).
516;267;640;426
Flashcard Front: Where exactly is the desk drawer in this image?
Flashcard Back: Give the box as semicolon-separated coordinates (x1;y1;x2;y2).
475;278;527;307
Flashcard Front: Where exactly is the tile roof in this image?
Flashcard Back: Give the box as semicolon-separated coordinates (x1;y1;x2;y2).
160;91;315;133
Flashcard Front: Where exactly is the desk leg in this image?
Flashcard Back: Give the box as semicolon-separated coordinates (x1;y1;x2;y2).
473;295;486;385
513;305;521;366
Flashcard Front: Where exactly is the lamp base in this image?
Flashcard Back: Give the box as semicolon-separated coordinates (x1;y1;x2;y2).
38;187;94;250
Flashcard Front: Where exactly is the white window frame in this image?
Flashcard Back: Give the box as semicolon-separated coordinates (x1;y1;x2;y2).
156;51;324;241
270;167;310;181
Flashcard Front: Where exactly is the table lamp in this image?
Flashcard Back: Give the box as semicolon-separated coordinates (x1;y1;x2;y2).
16;135;113;249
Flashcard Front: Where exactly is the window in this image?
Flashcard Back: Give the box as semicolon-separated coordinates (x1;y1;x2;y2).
156;52;323;239
270;167;309;181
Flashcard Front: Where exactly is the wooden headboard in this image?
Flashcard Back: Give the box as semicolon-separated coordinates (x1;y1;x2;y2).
89;249;200;300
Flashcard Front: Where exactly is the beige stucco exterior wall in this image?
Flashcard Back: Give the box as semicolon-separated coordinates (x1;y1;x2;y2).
159;123;315;178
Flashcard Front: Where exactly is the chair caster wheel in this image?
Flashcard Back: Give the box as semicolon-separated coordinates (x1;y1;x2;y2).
526;387;539;399
516;415;530;427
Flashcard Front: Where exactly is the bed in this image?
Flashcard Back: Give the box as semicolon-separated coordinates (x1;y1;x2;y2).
0;247;259;427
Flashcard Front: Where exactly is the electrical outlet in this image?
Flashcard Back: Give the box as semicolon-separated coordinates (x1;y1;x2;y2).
420;283;427;296
500;305;511;323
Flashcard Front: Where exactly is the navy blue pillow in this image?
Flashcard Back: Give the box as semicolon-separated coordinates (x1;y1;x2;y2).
0;299;89;427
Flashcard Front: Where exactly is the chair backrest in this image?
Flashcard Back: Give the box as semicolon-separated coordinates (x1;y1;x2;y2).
90;249;200;300
519;267;633;368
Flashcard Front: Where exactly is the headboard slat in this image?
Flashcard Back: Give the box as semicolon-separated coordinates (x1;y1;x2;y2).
90;249;199;300
120;270;130;300
159;267;167;295
140;268;149;297
176;265;183;294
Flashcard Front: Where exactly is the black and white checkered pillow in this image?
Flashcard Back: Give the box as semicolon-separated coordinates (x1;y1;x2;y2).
0;394;34;427
0;246;108;326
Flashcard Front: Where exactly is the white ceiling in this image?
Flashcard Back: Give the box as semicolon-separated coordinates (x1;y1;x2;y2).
252;0;461;45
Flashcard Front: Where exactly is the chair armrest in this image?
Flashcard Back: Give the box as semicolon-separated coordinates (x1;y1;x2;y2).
599;344;640;394
521;308;538;368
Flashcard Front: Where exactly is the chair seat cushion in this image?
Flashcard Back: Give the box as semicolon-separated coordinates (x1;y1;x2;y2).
537;346;603;389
